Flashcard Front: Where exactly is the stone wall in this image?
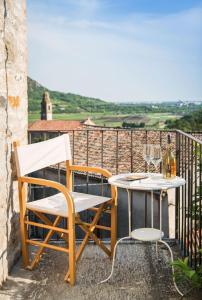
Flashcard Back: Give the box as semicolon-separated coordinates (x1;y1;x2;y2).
0;0;27;286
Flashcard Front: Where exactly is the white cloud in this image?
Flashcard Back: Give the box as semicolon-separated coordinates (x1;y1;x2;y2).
28;3;202;101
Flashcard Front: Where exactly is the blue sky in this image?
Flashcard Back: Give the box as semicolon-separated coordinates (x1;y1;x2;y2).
27;0;202;102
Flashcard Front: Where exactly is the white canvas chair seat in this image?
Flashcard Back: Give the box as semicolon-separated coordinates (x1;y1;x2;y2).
26;192;111;217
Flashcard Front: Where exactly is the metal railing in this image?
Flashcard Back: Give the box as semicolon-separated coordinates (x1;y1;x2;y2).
28;129;176;175
28;129;202;268
176;130;202;268
28;129;175;236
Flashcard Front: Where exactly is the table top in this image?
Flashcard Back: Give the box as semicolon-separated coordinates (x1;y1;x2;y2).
108;173;185;191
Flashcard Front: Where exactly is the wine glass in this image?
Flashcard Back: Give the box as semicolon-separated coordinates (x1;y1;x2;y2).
151;145;162;173
143;144;152;173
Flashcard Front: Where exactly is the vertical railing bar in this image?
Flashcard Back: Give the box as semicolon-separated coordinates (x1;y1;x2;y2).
57;131;61;184
190;139;194;266
72;130;75;164
179;133;182;248
86;130;89;194
43;132;47;198
101;130;104;196
56;132;61;241
116;130;119;175
181;134;185;253
183;134;187;254
101;130;104;168
187;137;190;258
130;131;134;229
145;130;148;227
130;130;134;230
130;130;133;173
72;130;75;191
194;141;197;267
199;143;202;265
28;132;32;238
175;131;179;240
160;130;162;173
185;138;190;256
145;130;148;172
42;132;47;239
184;136;187;256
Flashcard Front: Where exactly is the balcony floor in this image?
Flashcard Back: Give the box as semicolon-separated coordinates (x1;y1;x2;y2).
0;242;199;300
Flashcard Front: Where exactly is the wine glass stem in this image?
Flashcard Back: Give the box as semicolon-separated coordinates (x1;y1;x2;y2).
148;163;150;173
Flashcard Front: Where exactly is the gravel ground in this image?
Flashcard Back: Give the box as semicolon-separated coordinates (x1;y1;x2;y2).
0;242;200;300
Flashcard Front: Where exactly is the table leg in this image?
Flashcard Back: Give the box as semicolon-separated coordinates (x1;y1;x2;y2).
157;190;183;296
158;239;183;297
160;190;163;234
98;189;132;284
151;190;154;228
98;235;130;284
151;190;159;258
127;189;132;236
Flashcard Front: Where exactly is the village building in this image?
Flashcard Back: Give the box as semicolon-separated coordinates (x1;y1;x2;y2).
29;92;95;132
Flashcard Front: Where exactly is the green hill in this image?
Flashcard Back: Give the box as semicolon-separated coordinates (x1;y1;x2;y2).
28;77;155;125
28;77;155;116
28;77;202;130
28;77;118;114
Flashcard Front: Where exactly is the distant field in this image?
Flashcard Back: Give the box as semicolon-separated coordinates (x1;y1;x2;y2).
29;112;182;128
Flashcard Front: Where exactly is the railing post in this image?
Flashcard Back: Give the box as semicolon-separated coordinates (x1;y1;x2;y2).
130;130;133;173
175;131;180;240
116;130;119;175
101;130;104;196
144;130;148;227
199;143;202;265
86;130;89;194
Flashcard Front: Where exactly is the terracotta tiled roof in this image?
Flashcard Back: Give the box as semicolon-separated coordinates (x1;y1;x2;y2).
28;120;83;131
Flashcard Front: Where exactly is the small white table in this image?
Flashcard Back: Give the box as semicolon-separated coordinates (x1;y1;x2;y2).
100;173;185;296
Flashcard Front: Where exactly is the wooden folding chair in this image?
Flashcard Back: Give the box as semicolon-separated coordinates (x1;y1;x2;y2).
14;134;117;285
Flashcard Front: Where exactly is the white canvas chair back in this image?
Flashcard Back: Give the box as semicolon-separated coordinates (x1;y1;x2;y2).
15;134;71;177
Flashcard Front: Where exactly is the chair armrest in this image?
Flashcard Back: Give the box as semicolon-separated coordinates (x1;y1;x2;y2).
69;165;112;178
69;165;117;202
19;176;75;213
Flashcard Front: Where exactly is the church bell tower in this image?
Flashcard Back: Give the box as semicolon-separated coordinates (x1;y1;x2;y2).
41;91;52;120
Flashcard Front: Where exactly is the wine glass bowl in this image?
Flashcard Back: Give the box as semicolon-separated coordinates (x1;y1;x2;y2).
151;145;162;172
143;144;153;173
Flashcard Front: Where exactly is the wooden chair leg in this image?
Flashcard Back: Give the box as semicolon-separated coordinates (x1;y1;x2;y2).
68;213;76;285
65;203;107;282
19;213;29;267
111;200;117;258
19;182;29;267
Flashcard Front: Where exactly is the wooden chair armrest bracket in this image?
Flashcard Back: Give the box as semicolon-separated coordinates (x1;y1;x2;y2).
70;165;112;178
19;176;75;213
